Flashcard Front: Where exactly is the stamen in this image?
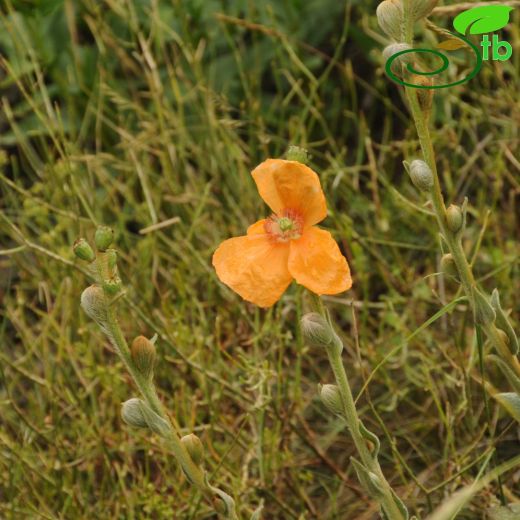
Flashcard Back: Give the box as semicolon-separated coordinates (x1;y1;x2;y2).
264;209;303;242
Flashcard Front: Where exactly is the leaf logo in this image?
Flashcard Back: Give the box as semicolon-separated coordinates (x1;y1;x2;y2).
453;5;514;35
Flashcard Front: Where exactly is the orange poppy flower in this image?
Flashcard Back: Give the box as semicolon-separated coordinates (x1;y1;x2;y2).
212;159;352;307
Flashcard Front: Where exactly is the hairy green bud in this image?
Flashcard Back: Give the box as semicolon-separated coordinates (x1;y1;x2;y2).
473;287;496;325
73;238;95;262
95;226;114;252
377;0;404;41
383;43;413;72
446;204;463;234
301;313;338;350
440;254;458;279
131;335;156;380
319;384;343;415
181;433;204;466
121;398;148;428
80;285;108;330
408;159;434;192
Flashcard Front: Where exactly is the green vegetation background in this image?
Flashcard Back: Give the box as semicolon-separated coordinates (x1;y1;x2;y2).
0;0;519;518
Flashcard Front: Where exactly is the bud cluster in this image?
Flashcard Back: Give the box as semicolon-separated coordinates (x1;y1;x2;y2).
73;225;122;297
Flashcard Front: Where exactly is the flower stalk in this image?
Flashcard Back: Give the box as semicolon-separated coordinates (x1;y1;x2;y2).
303;295;408;520
75;227;239;519
392;0;520;410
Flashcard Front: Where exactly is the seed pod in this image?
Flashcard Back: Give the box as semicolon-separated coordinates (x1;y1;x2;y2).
286;145;309;164
446;204;463;234
409;159;434;192
103;276;122;296
181;433;204;466
301;313;337;349
320;384;343;415
95;226;114;252
377;0;404;41
121;398;148;428
73;238;95;262
131;335;156;380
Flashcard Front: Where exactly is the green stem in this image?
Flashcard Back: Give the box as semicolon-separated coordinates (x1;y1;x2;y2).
104;302;239;519
401;9;520;382
313;297;406;520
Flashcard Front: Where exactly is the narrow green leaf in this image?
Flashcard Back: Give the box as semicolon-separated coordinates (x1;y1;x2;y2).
359;421;381;457
350;457;384;498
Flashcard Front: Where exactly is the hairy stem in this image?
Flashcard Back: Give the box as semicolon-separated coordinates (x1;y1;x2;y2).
313;296;406;520
401;8;520;381
103;300;239;519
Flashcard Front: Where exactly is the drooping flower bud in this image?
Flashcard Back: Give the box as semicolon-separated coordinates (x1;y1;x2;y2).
473;287;496;325
319;384;343;415
408;159;434;192
377;0;404;41
95;226;114;251
301;313;337;349
286;145;309;165
411;0;439;21
181;433;204;466
491;289;519;355
440;254;458;279
415;76;434;115
446;204;463;234
73;238;95;262
121;398;148;428
383;43;413;73
80;285;108;329
131;335;156;380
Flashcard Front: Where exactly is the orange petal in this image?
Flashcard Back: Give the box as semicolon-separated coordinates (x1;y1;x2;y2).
247;219;268;235
212;234;292;307
251;159;327;227
288;227;352;295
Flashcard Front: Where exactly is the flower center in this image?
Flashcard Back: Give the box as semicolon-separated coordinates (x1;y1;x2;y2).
264;209;303;242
